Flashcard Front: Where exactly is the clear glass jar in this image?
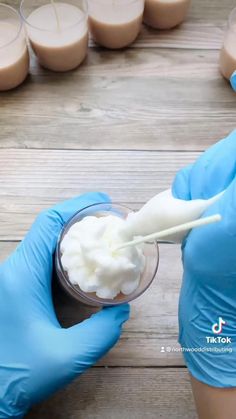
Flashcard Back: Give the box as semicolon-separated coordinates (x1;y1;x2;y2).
0;3;29;91
20;0;88;72
88;0;144;49
219;7;236;81
55;203;159;307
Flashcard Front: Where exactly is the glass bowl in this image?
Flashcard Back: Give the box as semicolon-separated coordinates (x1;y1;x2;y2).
55;202;159;306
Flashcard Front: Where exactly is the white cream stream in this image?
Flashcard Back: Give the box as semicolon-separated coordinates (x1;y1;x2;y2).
123;189;223;243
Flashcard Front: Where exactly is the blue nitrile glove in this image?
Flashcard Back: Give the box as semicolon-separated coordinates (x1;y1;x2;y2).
172;129;236;387
230;71;236;91
0;192;129;418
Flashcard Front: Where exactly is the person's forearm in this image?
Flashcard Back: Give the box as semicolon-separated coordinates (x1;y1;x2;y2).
190;374;236;419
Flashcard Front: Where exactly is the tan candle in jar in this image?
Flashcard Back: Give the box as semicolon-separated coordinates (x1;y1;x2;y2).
0;4;29;91
143;0;191;30
88;0;144;49
219;8;236;81
20;0;88;72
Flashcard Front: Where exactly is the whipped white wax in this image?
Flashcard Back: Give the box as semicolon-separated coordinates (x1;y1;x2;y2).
61;215;145;299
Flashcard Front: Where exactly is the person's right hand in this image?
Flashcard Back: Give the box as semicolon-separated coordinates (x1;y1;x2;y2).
172;130;236;388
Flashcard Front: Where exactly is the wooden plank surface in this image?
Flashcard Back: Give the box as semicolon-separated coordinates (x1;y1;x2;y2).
26;368;197;419
0;0;235;151
0;49;235;151
0;149;199;239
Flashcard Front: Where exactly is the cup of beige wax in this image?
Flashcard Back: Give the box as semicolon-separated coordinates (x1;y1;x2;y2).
0;3;29;91
143;0;191;30
20;0;88;72
219;7;236;82
88;0;144;49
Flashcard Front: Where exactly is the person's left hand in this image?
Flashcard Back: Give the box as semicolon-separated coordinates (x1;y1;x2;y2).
0;192;129;418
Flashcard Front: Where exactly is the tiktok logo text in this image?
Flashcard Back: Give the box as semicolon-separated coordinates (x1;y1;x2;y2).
206;317;232;345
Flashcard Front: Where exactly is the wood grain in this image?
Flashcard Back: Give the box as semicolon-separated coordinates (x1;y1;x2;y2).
1;0;234;417
0;240;184;367
0;149;199;239
0;48;235;151
25;368;197;419
1;0;235;152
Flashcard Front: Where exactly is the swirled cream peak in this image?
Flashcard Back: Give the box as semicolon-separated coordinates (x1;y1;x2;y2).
61;215;145;299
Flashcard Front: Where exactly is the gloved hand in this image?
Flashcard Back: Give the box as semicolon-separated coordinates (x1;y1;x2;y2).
172;129;236;388
230;71;236;91
0;192;129;418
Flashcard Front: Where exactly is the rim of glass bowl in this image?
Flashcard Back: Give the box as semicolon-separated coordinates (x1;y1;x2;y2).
55;202;159;306
20;0;88;33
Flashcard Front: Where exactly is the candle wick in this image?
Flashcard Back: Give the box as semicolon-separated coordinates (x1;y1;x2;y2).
51;0;61;32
